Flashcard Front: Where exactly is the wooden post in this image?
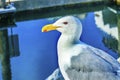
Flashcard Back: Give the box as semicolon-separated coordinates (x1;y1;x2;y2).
0;30;11;80
116;0;120;5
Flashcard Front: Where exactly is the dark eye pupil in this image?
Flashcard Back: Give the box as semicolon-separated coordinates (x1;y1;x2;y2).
63;22;68;25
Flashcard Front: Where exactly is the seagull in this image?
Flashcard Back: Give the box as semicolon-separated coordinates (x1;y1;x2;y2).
42;16;120;80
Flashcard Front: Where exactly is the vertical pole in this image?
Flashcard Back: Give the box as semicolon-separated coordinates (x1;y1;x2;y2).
116;0;120;57
0;30;11;80
117;12;120;57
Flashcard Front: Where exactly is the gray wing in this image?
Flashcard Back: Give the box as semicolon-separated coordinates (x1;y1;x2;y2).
89;45;120;70
46;68;64;80
65;47;120;80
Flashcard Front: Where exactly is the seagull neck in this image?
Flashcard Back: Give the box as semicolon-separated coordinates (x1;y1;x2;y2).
58;34;80;47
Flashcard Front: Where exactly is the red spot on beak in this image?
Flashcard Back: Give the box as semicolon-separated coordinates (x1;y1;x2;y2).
43;30;47;32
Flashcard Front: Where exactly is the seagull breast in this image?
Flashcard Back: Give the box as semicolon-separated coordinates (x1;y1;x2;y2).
42;16;120;80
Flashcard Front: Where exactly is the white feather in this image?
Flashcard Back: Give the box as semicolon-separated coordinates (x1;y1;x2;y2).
49;16;120;80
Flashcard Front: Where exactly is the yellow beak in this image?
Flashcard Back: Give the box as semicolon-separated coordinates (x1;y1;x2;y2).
42;24;59;32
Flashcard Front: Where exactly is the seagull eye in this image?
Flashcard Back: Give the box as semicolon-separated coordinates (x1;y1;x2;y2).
63;22;68;25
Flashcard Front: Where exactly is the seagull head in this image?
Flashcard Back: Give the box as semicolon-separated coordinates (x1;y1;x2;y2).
42;16;82;37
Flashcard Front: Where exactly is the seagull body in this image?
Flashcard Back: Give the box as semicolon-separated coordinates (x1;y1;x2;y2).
42;16;120;80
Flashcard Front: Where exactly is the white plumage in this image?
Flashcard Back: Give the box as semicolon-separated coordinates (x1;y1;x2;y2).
42;16;120;80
